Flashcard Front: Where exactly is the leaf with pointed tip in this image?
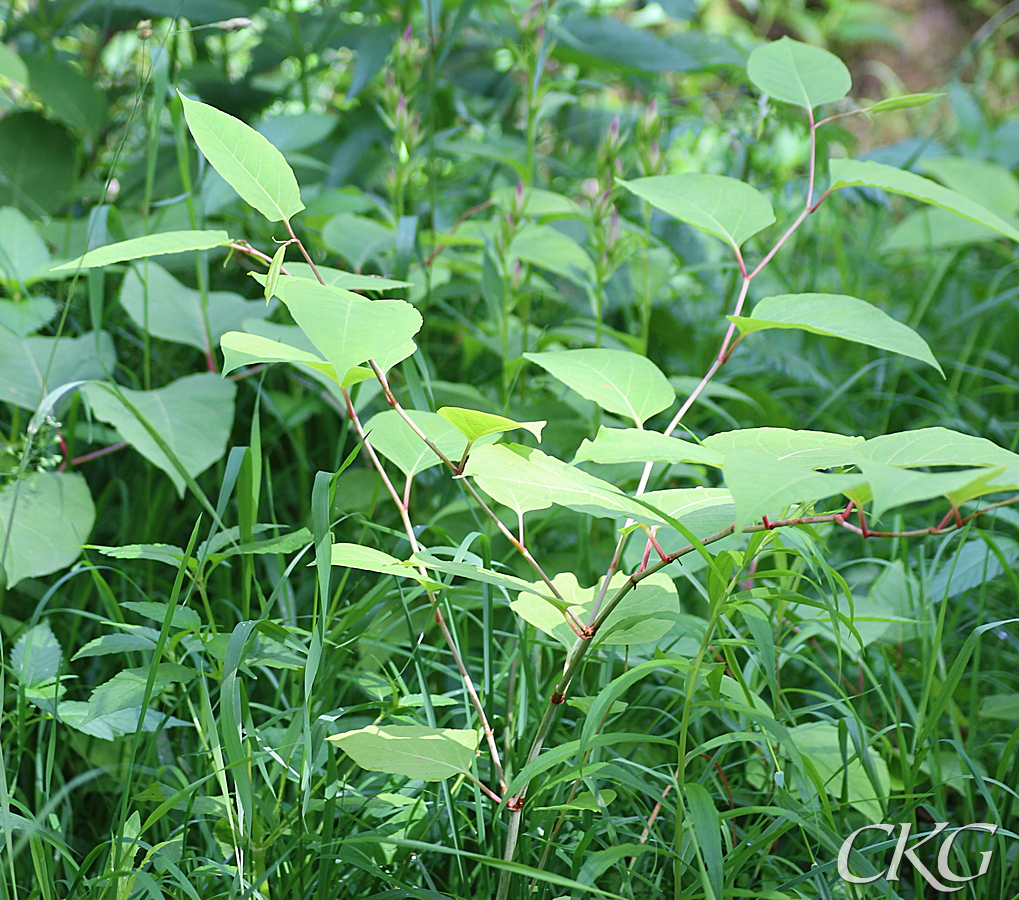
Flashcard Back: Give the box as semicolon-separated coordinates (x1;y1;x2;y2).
747;37;851;109
49;230;230;272
11;622;62;687
509;224;595;285
437;407;545;444
829;159;1019;242
179;92;303;222
82;374;236;497
729;292;943;375
83;663;194;724
411;551;558;600
858;461;1009;520
280;280;421;381
364;410;467;478
525;349;674;426
220;331;337;380
702;428;863;468
330;543;435;587
868;92;943;113
574;426;722;467
250;264;410;297
328;725;479;781
619;174;775;251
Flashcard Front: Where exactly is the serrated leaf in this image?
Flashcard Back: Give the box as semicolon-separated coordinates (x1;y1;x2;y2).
82;374;236;497
0;472;96;587
729;292;943;375
747;37;851;109
574;426;722;467
868;92;943;113
89;543;186;566
83;663;195;724
437;407;545;445
49;230;230;272
120;262;270;351
328;725;479;780
280;280;421;382
829;158;1019;243
55;701;191;740
525;349;674;426
179;92;303;222
619;174;775;251
11;622;62;687
71;632;158;661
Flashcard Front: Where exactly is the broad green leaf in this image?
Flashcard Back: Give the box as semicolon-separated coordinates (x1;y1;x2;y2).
0;207;51;285
619;175;775;251
789;722;888;823
321;213;394;271
728;292;943;375
253;262;410;293
0;113;76;216
868;92;944;113
83;663;195;724
574;426;723;468
49;230;230;272
52;702;190;741
0;472;95;587
524;349;674;426
330;543;434;586
179;92;304;222
919;156;1019;215
492;186;581;218
120;263;270;351
82;374;237;497
11;622;62;687
24;54;107;135
510;224;595;285
0;43;27;86
857;460;1010;519
280;280;421;382
829;159;1019;243
881;207;1011;253
0;296;57;337
0;330;115;411
510;571;678;648
220;331;338;381
328;725;479;781
464;443;653;522
364;409;468;478
931;537;1019;601
411;551;557;600
639;488;737;538
722;450;866;527
855;427;1019;476
980;694;1019;721
746;37;851;109
121;601;201;632
437;407;545;445
702;428;863;468
71;632;157;662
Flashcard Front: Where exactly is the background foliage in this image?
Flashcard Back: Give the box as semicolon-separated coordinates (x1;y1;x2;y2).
2;0;1019;898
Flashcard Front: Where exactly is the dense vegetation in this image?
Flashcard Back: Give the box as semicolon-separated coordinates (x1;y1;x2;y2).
2;1;1019;898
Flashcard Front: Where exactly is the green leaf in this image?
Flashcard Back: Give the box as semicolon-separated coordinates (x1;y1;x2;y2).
702;427;863;468
49;230;230;272
574;426;723;468
789;722;889;823
857;461;1009;519
881;207;1011;253
89;543;186;566
722;450;866;527
0;473;95;587
178;92;304;223
0;43;28;86
71;632;157;662
0;113;76;216
328;725;479;781
54;702;190;741
264;243;287;302
931;538;1019;601
220;331;338;381
0;297;57;338
980;694;1019;721
0;207;51;285
81;374;237;497
0;330;115;411
868;92;944;113
919;156;1019;215
619;174;775;251
364;409;468;478
437;407;545;445
411;551;557;600
320;213;394;271
120;262;270;351
121;601;201;632
253;262;410;293
524;349;674;426
510;571;678;648
829;158;1019;243
83;663;195;724
280;280;421;382
855;427;1019;472
509;224;595;285
11;622;62;687
729;292;943;375
746;37;851;109
464;443;653;521
686;783;723;900
24;54;107;135
330;543;433;586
